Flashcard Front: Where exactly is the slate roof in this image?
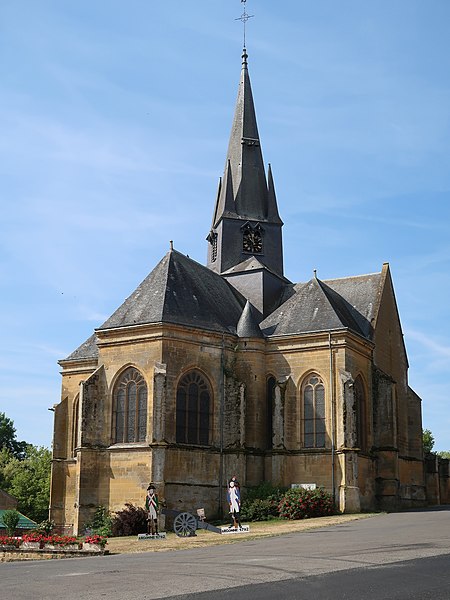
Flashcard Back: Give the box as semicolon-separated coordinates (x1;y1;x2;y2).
222;256;290;283
64;333;99;361
237;300;264;338
98;249;246;334
260;272;382;339
64;249;384;360
63;250;248;361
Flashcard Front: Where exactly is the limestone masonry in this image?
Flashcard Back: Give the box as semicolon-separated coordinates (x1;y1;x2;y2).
50;47;445;535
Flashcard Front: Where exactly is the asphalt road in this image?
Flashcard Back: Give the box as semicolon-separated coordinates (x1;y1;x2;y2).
2;507;450;600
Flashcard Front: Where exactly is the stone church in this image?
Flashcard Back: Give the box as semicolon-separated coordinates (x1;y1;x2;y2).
50;48;425;535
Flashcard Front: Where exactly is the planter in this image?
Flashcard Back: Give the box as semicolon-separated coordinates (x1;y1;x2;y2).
43;544;56;551
22;541;42;550
1;545;17;551
82;542;102;552
61;544;80;552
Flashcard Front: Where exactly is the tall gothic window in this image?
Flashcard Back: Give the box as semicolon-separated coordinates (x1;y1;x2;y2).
354;375;367;451
302;374;326;448
266;376;276;450
113;367;147;443
176;371;211;445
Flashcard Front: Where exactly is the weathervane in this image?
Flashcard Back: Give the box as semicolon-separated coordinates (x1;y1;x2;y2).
235;0;254;48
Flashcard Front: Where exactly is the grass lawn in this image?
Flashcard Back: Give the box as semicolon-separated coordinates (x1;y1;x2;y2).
106;513;379;554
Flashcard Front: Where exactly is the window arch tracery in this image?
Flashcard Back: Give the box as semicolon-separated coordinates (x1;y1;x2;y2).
113;367;147;443
266;376;276;450
176;370;211;446
302;373;326;448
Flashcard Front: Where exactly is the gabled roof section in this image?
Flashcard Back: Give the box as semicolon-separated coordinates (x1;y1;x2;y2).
98;249;246;334
260;277;345;336
323;272;382;338
261;271;383;338
222;256;289;282
212;49;282;227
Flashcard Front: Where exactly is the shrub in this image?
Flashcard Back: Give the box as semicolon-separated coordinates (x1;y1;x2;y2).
111;503;148;537
240;498;273;522
2;509;20;535
35;519;55;535
240;483;287;522
278;487;335;520
84;505;113;537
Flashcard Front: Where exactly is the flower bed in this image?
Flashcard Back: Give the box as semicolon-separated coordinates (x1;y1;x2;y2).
41;535;79;550
1;532;108;555
83;534;107;548
0;536;21;550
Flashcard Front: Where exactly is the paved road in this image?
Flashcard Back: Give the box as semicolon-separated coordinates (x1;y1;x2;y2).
2;508;450;600
169;553;450;600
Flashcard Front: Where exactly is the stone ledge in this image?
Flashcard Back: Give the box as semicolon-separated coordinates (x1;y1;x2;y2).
1;548;108;562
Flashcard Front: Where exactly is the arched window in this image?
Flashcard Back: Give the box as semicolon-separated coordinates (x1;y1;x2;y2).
302;374;325;448
266;376;276;450
72;395;79;456
354;375;366;451
113;367;147;443
176;371;211;445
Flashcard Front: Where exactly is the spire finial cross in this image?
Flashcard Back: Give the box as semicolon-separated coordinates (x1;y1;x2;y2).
235;0;254;48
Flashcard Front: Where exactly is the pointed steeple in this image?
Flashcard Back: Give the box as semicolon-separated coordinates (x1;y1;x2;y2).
207;49;284;280
212;49;281;225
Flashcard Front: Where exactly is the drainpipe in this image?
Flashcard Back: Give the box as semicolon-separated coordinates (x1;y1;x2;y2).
218;333;225;516
329;332;336;504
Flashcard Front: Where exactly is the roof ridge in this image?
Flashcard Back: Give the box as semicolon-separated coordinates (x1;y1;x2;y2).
322;271;381;283
318;279;365;335
312;278;347;329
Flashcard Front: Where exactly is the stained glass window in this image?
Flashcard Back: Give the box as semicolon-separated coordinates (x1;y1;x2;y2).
302;374;326;448
176;371;211;445
113;367;147;443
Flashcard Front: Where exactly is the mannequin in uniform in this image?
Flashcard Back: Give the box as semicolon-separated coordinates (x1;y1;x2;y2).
227;476;242;529
145;484;159;535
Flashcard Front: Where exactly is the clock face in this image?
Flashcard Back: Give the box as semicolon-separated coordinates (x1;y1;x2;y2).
243;229;263;253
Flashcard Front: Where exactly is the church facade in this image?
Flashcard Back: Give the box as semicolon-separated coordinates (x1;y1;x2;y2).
50;49;426;535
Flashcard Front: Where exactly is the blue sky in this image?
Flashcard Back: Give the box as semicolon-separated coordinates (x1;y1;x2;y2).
1;0;450;451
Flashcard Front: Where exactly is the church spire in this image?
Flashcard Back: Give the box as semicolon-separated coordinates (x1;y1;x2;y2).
207;48;284;279
212;48;281;226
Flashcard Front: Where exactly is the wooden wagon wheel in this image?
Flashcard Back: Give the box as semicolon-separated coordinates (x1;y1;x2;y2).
173;512;197;537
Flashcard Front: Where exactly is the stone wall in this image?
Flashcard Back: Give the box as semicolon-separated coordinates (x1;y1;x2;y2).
425;455;450;505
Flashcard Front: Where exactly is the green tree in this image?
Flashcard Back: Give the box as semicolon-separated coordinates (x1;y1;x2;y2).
422;429;435;454
437;451;450;460
2;445;51;522
2;509;20;535
0;447;14;490
0;412;26;459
